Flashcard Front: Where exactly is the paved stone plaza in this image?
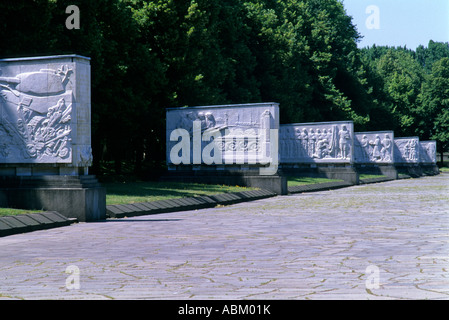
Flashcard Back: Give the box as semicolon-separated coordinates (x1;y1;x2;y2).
0;174;448;300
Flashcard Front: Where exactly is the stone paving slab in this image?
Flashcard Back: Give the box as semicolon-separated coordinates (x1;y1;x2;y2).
0;174;448;300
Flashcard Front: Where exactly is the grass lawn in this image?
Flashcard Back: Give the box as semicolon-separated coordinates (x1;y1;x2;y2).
287;176;344;187
103;180;258;205
0;208;44;217
439;167;449;172
358;174;387;180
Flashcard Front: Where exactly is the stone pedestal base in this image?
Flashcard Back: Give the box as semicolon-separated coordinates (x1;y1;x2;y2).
420;164;440;176
394;164;423;178
162;166;287;195
0;175;106;222
280;164;359;185
355;164;398;180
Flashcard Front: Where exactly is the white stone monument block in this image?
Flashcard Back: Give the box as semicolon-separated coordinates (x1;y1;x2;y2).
354;131;394;164
419;140;437;164
166;103;279;167
279;121;354;163
0;55;92;173
394;137;420;164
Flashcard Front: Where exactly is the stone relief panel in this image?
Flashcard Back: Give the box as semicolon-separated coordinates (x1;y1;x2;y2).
393;137;420;164
279;121;354;163
0;66;73;163
0;55;92;167
354;131;394;164
419;140;437;164
166;103;279;166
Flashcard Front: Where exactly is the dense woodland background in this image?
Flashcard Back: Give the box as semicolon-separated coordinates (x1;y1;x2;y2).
1;0;448;177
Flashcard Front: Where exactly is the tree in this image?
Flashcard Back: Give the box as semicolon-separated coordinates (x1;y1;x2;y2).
368;49;425;136
421;58;449;164
416;40;449;73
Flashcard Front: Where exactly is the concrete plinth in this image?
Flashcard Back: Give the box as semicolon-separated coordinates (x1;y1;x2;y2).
0;175;106;222
162;166;287;195
355;164;398;180
395;164;423;178
280;164;359;185
420;164;440;176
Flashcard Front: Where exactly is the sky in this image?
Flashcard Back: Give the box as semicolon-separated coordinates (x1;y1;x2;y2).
341;0;449;49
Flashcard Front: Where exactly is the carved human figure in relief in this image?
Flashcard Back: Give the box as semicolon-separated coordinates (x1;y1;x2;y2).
295;128;302;157
308;128;316;157
381;134;392;161
410;139;418;161
205;112;216;130
338;125;351;159
314;128;331;159
300;128;308;158
360;134;370;161
425;143;436;162
370;134;382;161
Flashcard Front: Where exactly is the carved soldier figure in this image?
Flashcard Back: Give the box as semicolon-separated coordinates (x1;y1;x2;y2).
381;134;392;161
359;134;370;161
300;128;308;158
410;139;417;161
338;125;351;159
370;134;382;161
403;140;411;160
308;128;316;158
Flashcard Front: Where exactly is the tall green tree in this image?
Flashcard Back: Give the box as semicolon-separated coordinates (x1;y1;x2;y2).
420;57;449;163
368;49;425;136
45;0;166;174
416;40;449;73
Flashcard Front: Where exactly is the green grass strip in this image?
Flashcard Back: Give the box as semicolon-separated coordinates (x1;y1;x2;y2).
287;176;343;187
358;174;387;180
103;180;258;205
0;208;44;217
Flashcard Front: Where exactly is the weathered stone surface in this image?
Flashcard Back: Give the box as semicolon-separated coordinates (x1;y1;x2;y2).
279;121;354;163
354;131;394;164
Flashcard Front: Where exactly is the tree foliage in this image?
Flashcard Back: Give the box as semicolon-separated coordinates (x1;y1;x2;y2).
0;0;448;175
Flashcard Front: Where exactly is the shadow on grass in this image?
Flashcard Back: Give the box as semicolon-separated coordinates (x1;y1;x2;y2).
287;176;343;187
103;180;255;205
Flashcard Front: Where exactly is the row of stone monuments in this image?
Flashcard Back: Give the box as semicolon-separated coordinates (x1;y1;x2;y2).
0;55;439;222
165;102;438;194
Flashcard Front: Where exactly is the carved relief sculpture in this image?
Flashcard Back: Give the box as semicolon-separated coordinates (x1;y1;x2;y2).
354;131;394;164
0;66;73;162
166;103;279;166
393;137;420;164
0;55;92;168
279;121;354;163
419;141;437;164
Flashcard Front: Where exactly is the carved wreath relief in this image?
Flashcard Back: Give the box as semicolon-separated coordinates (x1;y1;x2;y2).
354;133;393;163
0;65;73;163
280;123;353;163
